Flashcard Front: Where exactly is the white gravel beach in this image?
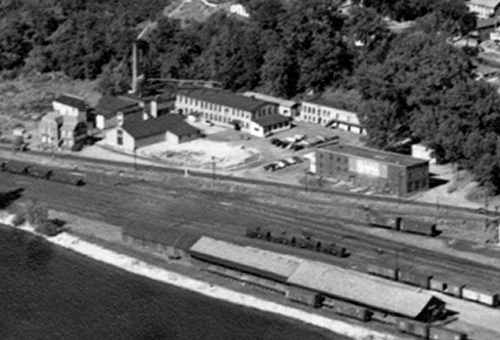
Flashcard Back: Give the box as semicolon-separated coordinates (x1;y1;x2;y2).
0;213;397;340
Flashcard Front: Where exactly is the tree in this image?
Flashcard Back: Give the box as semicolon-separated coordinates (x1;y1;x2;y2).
97;58;130;95
260;45;299;99
25;200;48;227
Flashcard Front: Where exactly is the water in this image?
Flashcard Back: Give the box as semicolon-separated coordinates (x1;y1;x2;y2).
0;226;349;340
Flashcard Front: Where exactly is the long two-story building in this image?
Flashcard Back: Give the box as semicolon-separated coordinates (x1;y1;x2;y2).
175;88;292;137
299;98;365;135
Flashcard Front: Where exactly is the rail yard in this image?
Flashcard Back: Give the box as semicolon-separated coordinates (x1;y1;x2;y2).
1;155;500;340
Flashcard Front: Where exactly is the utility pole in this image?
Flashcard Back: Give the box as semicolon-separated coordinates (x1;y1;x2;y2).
212;156;216;185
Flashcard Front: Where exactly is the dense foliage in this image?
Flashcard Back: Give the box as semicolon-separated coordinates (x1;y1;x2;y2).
2;0;500;191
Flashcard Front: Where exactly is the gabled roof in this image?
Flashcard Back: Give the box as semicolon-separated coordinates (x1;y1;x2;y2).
189;237;303;281
122;114;200;140
53;94;87;111
41;111;63;123
95;95;141;119
178;88;277;113
242;91;298;108
253;114;292;128
287;262;439;319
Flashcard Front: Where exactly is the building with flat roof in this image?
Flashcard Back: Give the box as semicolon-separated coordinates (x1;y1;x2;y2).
315;144;429;196
242;91;299;117
176;88;291;137
299;98;364;134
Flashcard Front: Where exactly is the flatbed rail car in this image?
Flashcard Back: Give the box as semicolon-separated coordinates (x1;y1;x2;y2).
1;159;85;187
365;263;499;307
362;207;437;236
245;226;348;258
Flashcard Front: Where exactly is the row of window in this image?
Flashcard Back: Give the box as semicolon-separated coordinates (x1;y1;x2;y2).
301;105;354;121
408;179;427;192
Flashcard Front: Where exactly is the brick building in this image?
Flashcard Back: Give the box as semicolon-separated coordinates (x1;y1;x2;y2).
315;144;429;196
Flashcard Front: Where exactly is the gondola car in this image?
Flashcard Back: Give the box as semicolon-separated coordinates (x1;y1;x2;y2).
28;165;53;179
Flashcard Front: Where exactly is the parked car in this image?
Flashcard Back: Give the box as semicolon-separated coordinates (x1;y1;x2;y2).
275;160;288;169
263;163;278;172
292;156;304;163
291;144;304;151
285;157;297;165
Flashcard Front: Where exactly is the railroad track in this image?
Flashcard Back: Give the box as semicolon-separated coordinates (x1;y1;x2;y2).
2;163;500;295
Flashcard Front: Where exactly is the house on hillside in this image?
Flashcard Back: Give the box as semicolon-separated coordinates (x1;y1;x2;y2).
53;94;89;123
39;111;63;148
176;88;292;137
105;113;201;152
467;0;500;19
95;95;142;130
242;91;300;117
95;93;174;131
299;98;365;134
60;117;88;150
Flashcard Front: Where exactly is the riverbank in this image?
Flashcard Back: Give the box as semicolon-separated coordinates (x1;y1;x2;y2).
0;212;396;340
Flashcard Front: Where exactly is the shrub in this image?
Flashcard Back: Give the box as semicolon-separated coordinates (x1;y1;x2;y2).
35;220;63;237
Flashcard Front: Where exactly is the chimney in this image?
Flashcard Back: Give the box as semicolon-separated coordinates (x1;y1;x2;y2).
131;42;138;94
150;99;157;118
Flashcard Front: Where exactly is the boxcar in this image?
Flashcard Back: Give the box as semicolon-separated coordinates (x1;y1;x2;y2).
463;287;500;306
399;219;437;236
366;263;398;280
270;232;290;245
28;166;53;179
443;282;464;298
430;277;447;292
49;171;85;186
245;226;261;238
429;326;467;340
365;210;400;230
322;243;348;257
286;286;323;308
398;268;431;289
330;300;371;322
396;318;429;339
5;161;30;175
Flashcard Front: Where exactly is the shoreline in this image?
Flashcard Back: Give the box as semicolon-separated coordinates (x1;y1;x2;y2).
0;214;396;340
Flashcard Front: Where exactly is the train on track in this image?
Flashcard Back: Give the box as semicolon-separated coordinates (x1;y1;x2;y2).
362;206;438;236
245;226;348;258
395;318;467;340
1;160;85;187
367;263;499;308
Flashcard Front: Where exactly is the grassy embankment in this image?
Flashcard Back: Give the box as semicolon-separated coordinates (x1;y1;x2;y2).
0;72;100;142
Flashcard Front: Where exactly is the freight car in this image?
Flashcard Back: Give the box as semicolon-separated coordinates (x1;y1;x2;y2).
49;171;86;186
323;297;371;321
362;207;437;236
395;318;468;340
245;226;347;258
1;160;85;187
366;264;499;308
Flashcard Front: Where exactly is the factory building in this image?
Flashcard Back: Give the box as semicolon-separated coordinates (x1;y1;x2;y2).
315;144;429;196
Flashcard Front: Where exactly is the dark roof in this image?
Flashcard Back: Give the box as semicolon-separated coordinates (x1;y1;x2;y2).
95;95;141;119
253;114;292;127
177;88;277;113
123;223;201;251
304;97;356;112
477;17;499;29
319;144;428;167
53;94;87;111
122;114;200;140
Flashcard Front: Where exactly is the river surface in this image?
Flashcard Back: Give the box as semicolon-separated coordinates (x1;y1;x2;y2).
0;226;350;340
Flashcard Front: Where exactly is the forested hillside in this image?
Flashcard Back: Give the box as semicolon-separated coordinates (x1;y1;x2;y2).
2;0;500;192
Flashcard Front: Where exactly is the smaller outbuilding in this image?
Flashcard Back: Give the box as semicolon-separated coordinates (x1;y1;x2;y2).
53;94;88;123
107;114;201;152
95;95;142;130
242;91;300;117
